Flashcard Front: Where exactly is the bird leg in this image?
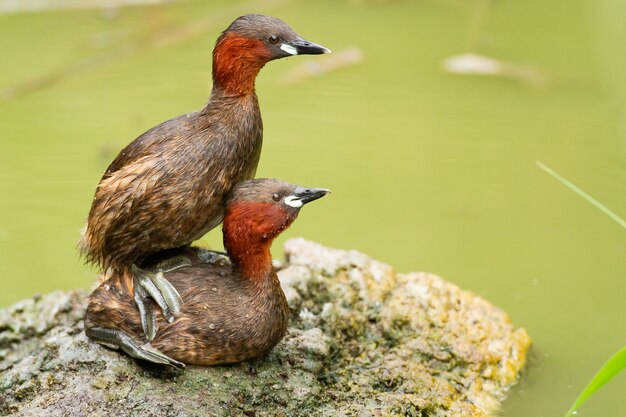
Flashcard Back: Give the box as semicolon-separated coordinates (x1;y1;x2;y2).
86;326;185;368
132;255;192;340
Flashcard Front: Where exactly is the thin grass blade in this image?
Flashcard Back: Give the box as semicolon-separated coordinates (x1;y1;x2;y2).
536;161;625;415
536;161;626;230
565;347;626;416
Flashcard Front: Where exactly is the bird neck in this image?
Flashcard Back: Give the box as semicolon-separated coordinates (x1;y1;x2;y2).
212;34;272;97
230;240;274;283
223;202;290;283
223;201;287;282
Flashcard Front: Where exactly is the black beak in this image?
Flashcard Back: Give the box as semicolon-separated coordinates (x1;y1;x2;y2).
285;37;331;55
293;186;331;205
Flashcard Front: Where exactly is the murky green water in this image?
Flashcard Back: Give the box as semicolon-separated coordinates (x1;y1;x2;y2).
1;0;625;415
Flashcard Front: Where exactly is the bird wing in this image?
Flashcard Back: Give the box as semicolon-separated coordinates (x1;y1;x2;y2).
102;113;197;179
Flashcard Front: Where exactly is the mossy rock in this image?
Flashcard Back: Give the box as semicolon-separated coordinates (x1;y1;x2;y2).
0;239;531;417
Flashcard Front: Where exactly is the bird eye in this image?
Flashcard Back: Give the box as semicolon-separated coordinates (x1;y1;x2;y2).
272;193;281;202
268;35;280;45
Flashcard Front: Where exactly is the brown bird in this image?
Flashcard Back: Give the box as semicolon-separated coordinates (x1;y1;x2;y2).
80;15;330;340
84;178;330;367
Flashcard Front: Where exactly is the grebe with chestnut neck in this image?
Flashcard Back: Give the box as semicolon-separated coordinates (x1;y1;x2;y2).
80;15;330;341
85;179;330;367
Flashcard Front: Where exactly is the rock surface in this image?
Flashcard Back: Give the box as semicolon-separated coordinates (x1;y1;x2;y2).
0;239;531;417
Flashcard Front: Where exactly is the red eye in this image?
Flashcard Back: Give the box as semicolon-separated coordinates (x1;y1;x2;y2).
268;35;280;45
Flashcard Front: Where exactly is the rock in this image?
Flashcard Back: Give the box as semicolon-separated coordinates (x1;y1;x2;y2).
0;239;531;417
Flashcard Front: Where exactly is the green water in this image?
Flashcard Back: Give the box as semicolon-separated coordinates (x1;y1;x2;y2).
1;0;625;415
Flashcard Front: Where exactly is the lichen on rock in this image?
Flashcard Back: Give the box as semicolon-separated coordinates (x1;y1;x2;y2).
0;239;531;417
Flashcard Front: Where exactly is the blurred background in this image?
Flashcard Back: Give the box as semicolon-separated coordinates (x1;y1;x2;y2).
0;0;624;415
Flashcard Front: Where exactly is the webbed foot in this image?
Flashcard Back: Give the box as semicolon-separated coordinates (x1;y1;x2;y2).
86;326;185;368
132;255;192;340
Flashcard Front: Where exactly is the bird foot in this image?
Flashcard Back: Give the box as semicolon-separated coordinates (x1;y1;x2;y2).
132;256;192;340
86;326;185;368
154;255;195;272
197;248;231;266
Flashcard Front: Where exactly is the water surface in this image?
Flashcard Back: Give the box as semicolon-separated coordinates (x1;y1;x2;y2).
1;0;625;415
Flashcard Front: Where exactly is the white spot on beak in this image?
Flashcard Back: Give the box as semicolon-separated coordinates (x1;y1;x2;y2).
280;43;298;55
284;195;303;208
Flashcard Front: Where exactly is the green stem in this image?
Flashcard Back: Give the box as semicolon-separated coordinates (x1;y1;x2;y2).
536;160;626;230
565;347;626;416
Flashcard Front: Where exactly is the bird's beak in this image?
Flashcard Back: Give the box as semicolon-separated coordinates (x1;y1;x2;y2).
280;37;331;56
284;187;331;208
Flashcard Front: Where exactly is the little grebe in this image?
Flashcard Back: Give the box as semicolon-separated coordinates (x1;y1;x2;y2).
80;15;330;340
85;179;329;367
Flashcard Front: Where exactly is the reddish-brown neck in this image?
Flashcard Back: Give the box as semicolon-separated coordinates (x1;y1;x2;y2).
212;34;272;97
223;202;294;282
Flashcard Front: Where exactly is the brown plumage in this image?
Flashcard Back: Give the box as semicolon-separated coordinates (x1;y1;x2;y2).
80;14;330;274
85;179;330;365
79;15;329;332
